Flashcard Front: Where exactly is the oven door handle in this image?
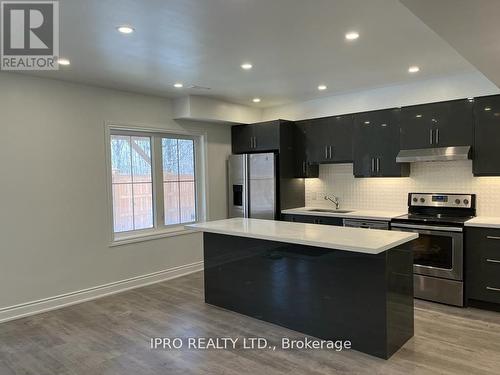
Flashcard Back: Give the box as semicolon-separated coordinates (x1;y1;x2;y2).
391;223;463;232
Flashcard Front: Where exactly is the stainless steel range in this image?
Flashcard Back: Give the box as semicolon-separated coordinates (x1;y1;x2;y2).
391;193;476;307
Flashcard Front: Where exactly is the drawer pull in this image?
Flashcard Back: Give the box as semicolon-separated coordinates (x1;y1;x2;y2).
486;286;500;292
486;236;500;240
487;258;500;264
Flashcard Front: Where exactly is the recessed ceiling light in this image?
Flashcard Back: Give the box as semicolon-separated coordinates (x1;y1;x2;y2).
416;114;422;118
467;97;474;102
381;123;387;127
345;31;359;41
241;63;253;70
364;121;370;125
117;25;134;34
174;83;183;88
57;58;70;66
484;107;492;111
318;85;327;91
252;98;261;103
408;66;420;73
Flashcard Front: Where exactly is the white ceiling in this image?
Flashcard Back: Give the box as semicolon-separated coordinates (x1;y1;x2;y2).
401;0;500;91
23;0;479;108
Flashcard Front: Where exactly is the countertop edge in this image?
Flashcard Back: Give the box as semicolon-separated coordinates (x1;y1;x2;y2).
281;208;405;221
186;226;418;255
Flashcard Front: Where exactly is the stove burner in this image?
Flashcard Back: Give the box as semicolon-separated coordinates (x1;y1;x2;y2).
393;193;477;227
394;213;474;226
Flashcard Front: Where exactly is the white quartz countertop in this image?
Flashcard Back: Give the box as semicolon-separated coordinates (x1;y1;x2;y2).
186;218;418;255
465;217;500;229
281;207;406;221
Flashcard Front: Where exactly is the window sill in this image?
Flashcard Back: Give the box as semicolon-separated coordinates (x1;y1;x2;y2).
110;226;198;247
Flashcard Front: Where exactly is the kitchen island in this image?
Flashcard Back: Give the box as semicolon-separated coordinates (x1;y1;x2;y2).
186;218;418;359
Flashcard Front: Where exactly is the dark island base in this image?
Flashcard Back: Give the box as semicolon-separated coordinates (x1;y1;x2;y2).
203;233;414;359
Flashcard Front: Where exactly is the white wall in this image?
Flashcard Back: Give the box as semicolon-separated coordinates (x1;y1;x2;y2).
0;73;231;312
306;162;500;216
262;71;499;121
174;95;262;124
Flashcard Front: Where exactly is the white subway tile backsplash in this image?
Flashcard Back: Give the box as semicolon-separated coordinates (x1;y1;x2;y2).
305;161;500;216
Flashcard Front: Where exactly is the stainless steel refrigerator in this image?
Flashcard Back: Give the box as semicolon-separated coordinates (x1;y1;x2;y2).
228;153;276;220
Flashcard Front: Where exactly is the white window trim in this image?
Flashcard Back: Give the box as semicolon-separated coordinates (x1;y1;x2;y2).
104;122;209;246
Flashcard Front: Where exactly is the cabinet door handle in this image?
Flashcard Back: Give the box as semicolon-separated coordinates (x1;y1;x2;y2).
486;286;500;292
325;146;328;159
253;137;257;149
376;158;380;172
435;128;440;145
486;258;500;264
371;158;375;173
429;129;433;145
250;137;253;149
329;146;332;159
303;161;306;174
487;236;500;240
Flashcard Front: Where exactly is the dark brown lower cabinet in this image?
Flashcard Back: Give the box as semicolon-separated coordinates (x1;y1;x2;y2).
466;227;500;306
282;214;344;226
203;232;414;359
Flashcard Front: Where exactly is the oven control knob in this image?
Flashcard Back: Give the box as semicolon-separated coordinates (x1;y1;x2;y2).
413;197;418;203
463;199;469;205
420;198;425;203
455;199;461;205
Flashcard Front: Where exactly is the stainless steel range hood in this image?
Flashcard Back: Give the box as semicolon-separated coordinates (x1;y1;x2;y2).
396;146;471;163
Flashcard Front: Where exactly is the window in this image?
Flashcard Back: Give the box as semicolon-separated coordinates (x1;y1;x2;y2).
110;135;153;232
108;127;204;240
162;137;196;225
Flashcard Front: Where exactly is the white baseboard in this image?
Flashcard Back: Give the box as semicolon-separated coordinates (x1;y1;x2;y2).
0;261;204;324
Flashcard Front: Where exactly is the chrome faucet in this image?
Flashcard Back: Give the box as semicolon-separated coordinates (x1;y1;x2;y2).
324;194;340;209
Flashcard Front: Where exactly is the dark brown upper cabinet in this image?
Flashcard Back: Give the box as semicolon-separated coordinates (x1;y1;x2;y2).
231;120;280;154
400;99;474;150
473;95;500;176
294;121;319;178
353;108;410;177
302;115;353;164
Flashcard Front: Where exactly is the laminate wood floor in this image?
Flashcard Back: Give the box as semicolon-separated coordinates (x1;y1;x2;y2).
1;271;500;375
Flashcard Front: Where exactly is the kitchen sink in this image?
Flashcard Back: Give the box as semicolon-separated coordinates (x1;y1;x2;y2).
307;209;353;213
